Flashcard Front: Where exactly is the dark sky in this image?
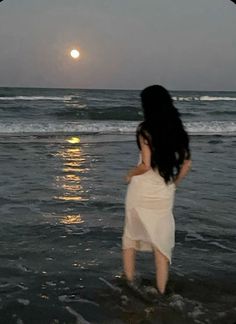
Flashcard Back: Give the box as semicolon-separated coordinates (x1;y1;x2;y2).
0;0;235;90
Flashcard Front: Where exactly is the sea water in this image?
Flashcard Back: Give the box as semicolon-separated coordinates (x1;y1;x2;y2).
0;87;235;323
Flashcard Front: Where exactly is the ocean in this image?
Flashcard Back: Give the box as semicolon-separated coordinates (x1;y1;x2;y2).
0;87;235;324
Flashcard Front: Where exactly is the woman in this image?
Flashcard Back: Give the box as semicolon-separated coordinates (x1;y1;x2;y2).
122;85;191;295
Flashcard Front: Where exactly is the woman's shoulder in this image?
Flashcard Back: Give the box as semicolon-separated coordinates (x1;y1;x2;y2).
136;121;147;134
136;121;151;147
137;121;151;137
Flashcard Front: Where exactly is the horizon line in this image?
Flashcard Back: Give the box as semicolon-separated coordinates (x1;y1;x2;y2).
0;85;235;92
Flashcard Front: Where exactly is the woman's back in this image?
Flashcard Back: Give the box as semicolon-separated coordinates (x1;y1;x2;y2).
137;85;191;183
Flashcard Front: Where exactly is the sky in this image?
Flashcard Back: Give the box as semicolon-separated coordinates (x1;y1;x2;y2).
0;0;235;90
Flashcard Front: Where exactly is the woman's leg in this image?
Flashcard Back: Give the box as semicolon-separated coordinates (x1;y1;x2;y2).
123;248;136;281
154;248;169;294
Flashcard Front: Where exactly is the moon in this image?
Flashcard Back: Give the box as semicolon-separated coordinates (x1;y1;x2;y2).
70;49;80;59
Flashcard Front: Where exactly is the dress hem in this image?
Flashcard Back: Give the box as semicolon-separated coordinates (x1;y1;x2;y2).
122;234;172;264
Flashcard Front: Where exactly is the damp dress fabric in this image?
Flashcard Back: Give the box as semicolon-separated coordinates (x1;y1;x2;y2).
122;167;176;263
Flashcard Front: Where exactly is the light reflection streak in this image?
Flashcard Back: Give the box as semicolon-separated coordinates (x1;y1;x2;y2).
66;137;81;144
54;145;89;203
60;215;84;225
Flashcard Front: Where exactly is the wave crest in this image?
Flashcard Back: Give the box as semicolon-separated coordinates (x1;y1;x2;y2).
173;96;236;102
0;96;72;101
1;94;236;102
0;121;235;136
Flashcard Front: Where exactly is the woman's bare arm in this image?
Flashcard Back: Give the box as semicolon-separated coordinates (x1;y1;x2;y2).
125;135;151;183
174;159;192;186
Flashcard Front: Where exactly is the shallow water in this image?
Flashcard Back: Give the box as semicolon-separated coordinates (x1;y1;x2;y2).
0;133;235;323
0;88;236;323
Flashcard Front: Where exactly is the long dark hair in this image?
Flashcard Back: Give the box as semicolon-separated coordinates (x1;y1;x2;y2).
137;85;190;183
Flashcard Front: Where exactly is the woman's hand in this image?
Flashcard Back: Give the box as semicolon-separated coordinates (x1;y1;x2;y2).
125;175;131;183
125;171;133;184
125;163;150;184
125;135;151;184
174;159;192;186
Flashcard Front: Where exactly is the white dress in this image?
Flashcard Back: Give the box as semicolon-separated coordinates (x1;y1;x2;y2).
122;168;176;263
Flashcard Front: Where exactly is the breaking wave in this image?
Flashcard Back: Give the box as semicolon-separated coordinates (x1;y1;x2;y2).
173;96;236;102
0;96;72;101
0;121;235;136
1;94;236;102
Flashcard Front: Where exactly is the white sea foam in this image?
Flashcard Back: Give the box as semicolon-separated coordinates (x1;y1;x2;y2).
99;277;122;293
16;319;24;324
185;121;236;135
0;121;137;135
169;294;185;310
185;232;208;242
59;295;99;306
173;95;236;101
17;284;29;291
45;281;57;287
0;96;72;101
66;306;91;324
209;241;236;252
169;295;208;322
173;96;195;101
17;264;31;272
17;298;30;306
0;282;12;289
199;96;236;101
0;120;235;136
1;94;235;102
